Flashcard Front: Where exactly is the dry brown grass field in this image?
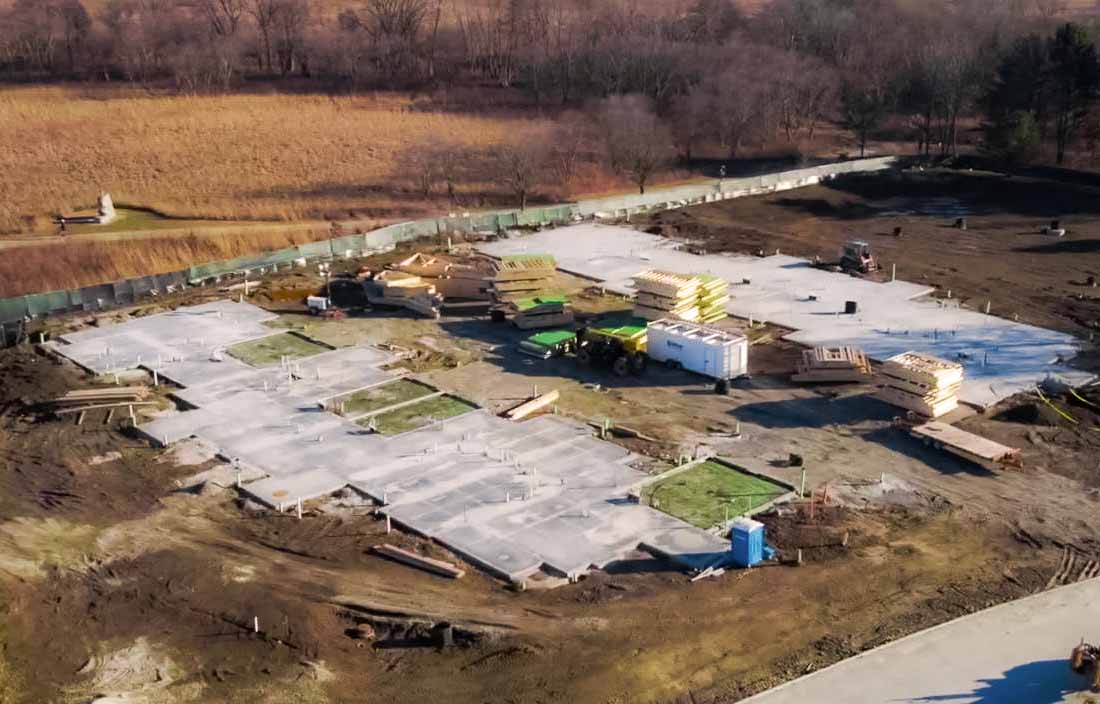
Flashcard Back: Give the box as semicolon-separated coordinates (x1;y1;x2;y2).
0;227;336;297
0;87;550;235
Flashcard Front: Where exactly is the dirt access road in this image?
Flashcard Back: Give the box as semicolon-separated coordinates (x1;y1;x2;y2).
644;168;1100;338
0;253;1095;703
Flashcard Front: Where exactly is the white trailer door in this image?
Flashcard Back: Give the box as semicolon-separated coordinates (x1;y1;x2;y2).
704;345;720;379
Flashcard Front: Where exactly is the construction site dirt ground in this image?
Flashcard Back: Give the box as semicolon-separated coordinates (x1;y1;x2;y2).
2;208;1100;702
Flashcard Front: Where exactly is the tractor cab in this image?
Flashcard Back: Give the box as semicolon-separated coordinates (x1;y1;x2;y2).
840;240;878;274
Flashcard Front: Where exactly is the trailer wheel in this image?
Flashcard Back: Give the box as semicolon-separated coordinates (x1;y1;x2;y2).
714;378;730;395
630;353;648;375
490;309;507;323
664;359;681;370
577;347;592;366
613;356;630;376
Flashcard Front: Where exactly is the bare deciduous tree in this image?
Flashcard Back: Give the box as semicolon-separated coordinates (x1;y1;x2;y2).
491;136;550;210
190;0;245;37
598;95;673;194
247;0;280;72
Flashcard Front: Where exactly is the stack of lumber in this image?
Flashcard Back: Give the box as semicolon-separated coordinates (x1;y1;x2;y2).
51;386;152;414
876;351;963;418
373;543;465;579
792;346;872;383
694;274;730;323
490;254;558;304
364;271;441;319
632;270;702;321
909;421;1021;470
371;270;436;298
511;294;574;330
394;252;492;301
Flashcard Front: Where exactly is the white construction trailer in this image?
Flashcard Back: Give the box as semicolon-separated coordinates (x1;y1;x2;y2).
646;319;748;381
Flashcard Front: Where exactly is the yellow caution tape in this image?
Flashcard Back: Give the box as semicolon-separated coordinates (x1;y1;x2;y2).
1035;386;1079;425
1070;388;1099;409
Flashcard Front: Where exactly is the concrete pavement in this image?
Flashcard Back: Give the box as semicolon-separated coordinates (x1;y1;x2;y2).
743;579;1100;704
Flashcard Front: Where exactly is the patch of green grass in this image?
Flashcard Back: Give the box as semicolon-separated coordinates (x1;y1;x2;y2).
366;395;476;435
66;208;219;234
227;332;332;367
642;461;788;529
341;379;436;416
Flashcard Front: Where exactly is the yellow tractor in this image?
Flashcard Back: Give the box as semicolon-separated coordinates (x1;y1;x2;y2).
1071;640;1100;691
576;318;648;377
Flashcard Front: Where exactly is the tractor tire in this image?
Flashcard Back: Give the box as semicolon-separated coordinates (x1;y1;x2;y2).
664;358;678;370
630;353;648;375
577;348;592;366
714;378;730;395
613;356;630;376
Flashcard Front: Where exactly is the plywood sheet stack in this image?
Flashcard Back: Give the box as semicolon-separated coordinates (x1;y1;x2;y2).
632;270;702;322
694;274;729;323
394;252;492;301
490;254;558;304
876;351;963;418
792;346;872;383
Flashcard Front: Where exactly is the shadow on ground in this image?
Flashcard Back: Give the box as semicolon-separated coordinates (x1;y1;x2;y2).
902;658;1082;703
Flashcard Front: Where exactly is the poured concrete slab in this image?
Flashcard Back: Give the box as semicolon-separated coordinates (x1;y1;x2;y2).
743;578;1100;704
51;300;732;583
481;224;1092;407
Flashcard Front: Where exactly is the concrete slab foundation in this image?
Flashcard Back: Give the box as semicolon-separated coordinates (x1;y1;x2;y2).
49;301;730;582
481;224;1092;408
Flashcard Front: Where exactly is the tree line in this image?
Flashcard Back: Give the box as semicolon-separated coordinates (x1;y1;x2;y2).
2;0;1100;170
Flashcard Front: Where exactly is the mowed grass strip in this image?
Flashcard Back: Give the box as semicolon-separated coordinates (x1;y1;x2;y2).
227;332;333;367
643;461;788;529
341;379;436;416
365;395;477;435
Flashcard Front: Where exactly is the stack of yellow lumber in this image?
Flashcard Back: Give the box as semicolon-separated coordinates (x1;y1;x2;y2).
394;252;492;301
694;274;729;323
372;270;436;299
632;270;702;321
490;254;558;303
876;351;963;418
792;346;872;383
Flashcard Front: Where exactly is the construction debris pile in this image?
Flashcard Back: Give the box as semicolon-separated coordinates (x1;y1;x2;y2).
490;254;574;329
792;346;872;383
632;270;728;323
876;351;963;418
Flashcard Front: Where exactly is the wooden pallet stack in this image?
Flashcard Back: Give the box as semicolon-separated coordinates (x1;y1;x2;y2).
632;270;702;322
695;274;729;323
792;346;872;383
490;254;558;304
876;351;963;418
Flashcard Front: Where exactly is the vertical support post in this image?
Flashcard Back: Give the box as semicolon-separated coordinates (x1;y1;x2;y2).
386;515;391;533
253;616;259;633
296;497;303;520
800;468;807;498
891;263;896;282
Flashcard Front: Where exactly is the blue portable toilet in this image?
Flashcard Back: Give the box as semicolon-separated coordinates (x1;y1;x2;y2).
730;517;765;568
